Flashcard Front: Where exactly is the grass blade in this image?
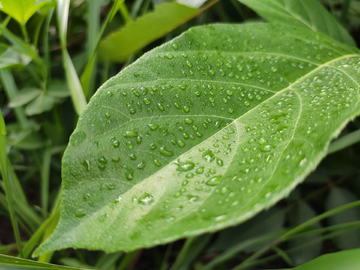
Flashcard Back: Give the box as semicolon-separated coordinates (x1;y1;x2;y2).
0;110;23;257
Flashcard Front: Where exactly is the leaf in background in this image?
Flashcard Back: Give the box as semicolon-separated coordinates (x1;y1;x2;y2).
0;0;48;25
99;2;208;62
25;93;56;116
47;80;71;98
0;48;32;70
34;23;360;255
238;0;356;47
8;88;42;108
326;187;360;250
209;207;285;253
288;203;322;266
290;248;360;270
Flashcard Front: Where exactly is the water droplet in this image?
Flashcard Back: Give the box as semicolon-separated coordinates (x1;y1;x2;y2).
139;193;154;205
196;166;204;174
172;44;178;50
82;160;90;171
112;140;120;148
137;161;146;169
260;145;273;152
160;146;173;156
175;160;195;172
244;101;250;106
216;158;224;166
98;155;108;164
112;157;120;162
206;175;222;186
75;209;86;217
124;131;138;138
70;131;86;146
258;138;267;144
149;124;159;130
105;112;111;118
106;183;116;190
186;173;194;178
130;153;137;160
125;167;134;180
202;150;215;162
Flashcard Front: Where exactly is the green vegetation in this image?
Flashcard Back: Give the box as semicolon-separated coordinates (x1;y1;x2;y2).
1;0;360;269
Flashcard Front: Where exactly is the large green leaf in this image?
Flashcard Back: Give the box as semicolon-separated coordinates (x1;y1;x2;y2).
34;23;360;255
238;0;356;47
98;2;210;62
0;0;48;25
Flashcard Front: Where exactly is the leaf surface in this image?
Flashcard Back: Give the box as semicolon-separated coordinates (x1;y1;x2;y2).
34;23;360;255
238;0;356;47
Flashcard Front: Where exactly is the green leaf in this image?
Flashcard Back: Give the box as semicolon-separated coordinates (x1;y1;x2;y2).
290;248;360;270
8;88;42;108
0;254;88;270
34;23;360;255
46;80;70;98
99;2;204;62
25;93;56;116
0;0;48;25
326;188;360;250
0;48;32;70
238;0;356;47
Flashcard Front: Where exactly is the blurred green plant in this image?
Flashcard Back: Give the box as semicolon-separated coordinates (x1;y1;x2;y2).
0;0;359;269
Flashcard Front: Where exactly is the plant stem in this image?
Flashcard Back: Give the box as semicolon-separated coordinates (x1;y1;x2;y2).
20;24;30;43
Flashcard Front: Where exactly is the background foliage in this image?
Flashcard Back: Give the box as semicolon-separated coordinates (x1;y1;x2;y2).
0;0;360;269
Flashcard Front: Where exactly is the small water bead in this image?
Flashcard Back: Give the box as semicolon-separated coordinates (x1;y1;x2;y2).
130;108;136;114
112;140;120;148
206;175;223;186
258;138;267;144
182;180;188;186
179;84;187;90
172;44;178;49
216;158;224;166
209;169;216;174
150;143;157;150
185;118;194;124
130;154;137;160
177;140;185;147
137;136;142;144
126;141;133;149
186;173;194;178
160;146;173;156
112;157;120;162
82;160;90;171
153;159;161;166
244;101;250;106
106;183;116;190
75;209;86;218
166;54;174;59
125;167;134;180
260;144;273;152
202;150;215;162
183;106;190;113
124;131;138;138
158;104;164;111
196;166;204;174
98;155;108;164
242;147;249;153
139;193;155;205
148;124;159;130
105;112;111;118
176;160;195;171
137;161;146;169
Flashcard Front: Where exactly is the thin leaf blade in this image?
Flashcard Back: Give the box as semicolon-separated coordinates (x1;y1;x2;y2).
34;23;360;255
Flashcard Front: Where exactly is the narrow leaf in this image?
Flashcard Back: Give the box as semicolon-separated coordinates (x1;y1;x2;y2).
291;248;360;270
34;23;360;255
238;0;356;47
99;2;209;62
0;254;88;270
